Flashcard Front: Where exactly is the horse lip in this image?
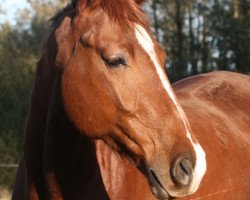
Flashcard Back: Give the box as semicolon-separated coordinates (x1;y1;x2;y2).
148;169;171;200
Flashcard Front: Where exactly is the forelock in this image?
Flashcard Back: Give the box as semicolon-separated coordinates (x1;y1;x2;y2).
100;0;149;30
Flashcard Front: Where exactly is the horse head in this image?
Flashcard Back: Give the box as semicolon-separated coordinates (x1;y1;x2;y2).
53;0;206;198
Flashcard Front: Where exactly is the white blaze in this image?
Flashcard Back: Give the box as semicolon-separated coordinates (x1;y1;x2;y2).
134;24;206;196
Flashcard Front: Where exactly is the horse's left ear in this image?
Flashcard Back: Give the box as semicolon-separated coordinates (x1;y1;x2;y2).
134;0;146;5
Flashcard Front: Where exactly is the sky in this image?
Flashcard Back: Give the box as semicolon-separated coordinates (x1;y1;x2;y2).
0;0;30;25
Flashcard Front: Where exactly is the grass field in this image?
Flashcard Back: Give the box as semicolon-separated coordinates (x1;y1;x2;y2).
0;188;11;200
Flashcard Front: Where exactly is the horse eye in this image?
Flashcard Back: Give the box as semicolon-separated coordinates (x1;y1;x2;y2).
105;57;126;67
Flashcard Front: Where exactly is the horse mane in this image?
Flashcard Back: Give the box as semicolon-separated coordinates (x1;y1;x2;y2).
49;0;149;32
100;0;149;29
50;4;75;29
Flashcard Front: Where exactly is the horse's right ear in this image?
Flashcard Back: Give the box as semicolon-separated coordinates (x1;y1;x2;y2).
74;0;88;13
73;0;94;13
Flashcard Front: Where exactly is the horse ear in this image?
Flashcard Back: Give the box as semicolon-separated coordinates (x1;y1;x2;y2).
134;0;146;5
73;0;93;13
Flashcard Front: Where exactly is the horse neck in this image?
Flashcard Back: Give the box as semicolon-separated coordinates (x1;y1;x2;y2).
23;39;59;199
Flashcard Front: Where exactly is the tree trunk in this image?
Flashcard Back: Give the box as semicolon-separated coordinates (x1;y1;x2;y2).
233;0;240;18
188;5;198;75
175;0;185;75
151;0;160;41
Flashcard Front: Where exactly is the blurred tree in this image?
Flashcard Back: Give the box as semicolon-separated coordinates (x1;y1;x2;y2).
152;0;190;81
230;0;249;73
148;0;249;81
0;23;35;188
233;0;240;18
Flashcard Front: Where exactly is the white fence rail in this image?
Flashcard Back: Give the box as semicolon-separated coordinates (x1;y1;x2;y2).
0;164;18;168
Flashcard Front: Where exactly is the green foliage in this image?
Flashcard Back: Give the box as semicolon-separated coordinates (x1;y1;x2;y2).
0;23;36;189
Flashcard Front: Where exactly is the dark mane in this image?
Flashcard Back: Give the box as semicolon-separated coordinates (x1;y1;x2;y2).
50;3;75;30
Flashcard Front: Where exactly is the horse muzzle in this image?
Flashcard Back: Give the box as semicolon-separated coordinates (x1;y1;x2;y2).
147;154;195;200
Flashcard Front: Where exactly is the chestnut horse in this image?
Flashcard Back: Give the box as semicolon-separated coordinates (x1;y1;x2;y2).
12;0;250;199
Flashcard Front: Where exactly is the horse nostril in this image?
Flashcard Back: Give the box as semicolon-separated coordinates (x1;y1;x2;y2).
171;157;194;186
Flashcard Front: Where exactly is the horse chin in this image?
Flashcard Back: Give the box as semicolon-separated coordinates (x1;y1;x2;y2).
148;169;171;200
